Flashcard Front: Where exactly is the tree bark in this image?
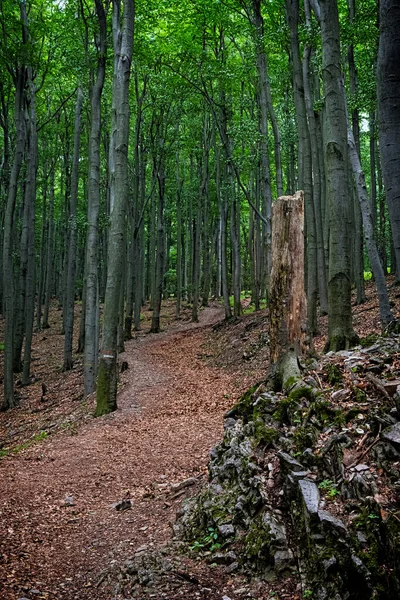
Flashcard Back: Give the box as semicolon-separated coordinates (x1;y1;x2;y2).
269;192;308;388
377;0;400;281
2;48;27;409
319;0;358;351
84;0;107;395
96;0;134;415
22;66;38;385
63;87;84;371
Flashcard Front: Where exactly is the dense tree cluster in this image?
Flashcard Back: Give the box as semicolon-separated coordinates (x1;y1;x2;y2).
0;0;398;413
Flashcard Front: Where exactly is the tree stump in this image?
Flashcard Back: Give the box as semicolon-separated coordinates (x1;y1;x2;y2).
269;191;308;389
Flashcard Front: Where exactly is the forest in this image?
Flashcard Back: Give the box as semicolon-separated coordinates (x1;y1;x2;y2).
1;0;399;413
1;0;400;598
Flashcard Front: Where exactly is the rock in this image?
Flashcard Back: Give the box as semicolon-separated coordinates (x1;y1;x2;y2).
111;498;132;511
218;523;235;538
170;477;197;492
331;388;350;402
318;510;347;532
63;495;75;506
262;511;287;548
322;556;337;574
354;464;369;472
273;549;294;573
225;561;239;573
211;551;237;565
277;450;304;472
299;479;320;515
224;418;237;430
290;470;310;480
382;422;400;447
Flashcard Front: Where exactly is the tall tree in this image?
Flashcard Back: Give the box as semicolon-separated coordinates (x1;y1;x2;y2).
84;0;108;396
378;0;400;281
63;87;84;371
96;0;134;415
318;0;358;351
2;1;28;409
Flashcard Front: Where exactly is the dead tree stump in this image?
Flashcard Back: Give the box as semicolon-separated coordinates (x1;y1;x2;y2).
269;191;308;389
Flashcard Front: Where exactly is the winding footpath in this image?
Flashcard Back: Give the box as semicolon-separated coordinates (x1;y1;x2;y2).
0;306;260;600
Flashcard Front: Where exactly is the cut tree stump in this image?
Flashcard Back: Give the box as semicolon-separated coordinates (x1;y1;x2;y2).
269;191;308;389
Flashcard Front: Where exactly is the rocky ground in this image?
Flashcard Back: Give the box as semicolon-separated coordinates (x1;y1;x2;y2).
0;283;400;600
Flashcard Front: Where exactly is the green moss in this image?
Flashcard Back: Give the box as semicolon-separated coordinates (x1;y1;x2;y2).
253;421;279;447
273;397;299;424
293;426;317;452
244;515;273;561
96;359;118;416
288;386;315;403
283;375;300;390
353;386;367;403
359;333;379;348
233;381;263;419
324;363;343;385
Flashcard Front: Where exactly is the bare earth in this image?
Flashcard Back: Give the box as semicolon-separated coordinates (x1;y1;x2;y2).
0;305;267;600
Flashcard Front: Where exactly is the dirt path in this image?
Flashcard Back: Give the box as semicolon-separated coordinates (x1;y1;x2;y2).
0;306;264;600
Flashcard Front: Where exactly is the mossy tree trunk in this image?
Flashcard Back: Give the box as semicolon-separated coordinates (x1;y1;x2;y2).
269;192;308;389
96;0;134;417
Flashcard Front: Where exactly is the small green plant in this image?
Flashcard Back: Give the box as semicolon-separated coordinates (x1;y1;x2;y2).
318;479;339;498
303;590;313;599
0;342;4;351
190;527;221;553
0;430;48;459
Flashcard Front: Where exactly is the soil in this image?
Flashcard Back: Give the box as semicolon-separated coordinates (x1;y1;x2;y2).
0;284;399;600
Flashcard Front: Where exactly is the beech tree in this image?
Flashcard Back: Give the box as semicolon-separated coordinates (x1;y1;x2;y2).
1;0;400;411
96;0;134;416
378;0;400;281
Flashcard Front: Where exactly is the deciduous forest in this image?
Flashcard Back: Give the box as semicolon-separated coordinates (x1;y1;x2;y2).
1;0;400;599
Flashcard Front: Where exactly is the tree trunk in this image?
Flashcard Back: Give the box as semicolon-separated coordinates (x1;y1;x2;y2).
151;145;166;333
22;67;38;385
269;192;308;388
96;0;134;415
63;87;83;371
2;59;26;409
377;0;400;281
319;0;358;351
285;0;318;335
346;106;395;328
43;164;55;329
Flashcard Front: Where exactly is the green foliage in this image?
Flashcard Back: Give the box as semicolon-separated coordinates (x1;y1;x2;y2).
189;527;221;553
318;479;339;498
0;431;48;459
324;363;343;386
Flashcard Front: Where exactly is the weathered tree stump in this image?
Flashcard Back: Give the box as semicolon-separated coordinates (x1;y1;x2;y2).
269;191;308;389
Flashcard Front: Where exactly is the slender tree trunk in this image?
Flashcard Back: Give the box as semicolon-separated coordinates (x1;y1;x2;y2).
319;0;358;351
216;144;231;319
151;146;166;333
347;108;394;328
63;87;83;371
377;0;400;281
96;0;134;415
43;165;55;328
175;148;183;318
2;61;26;409
22;67;38;385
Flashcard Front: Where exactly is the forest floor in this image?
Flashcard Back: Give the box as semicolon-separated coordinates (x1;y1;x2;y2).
0;283;399;600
